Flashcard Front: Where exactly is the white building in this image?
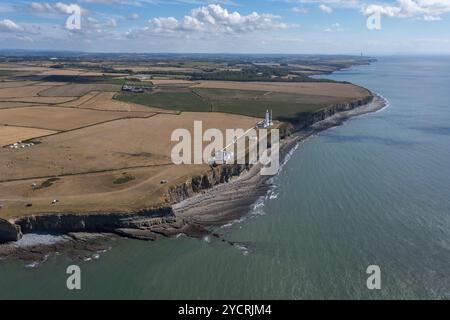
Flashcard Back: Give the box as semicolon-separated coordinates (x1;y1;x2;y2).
214;150;234;164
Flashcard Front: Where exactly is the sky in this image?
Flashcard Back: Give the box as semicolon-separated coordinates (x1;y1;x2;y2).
0;0;449;54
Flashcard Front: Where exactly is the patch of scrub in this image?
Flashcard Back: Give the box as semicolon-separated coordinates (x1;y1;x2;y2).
113;174;136;185
35;177;60;190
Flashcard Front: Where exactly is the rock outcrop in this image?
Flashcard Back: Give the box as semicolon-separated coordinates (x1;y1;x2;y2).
166;164;249;204
0;218;22;243
9;207;174;241
290;95;374;131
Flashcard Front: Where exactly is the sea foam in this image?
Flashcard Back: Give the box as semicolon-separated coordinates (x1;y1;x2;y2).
13;234;67;248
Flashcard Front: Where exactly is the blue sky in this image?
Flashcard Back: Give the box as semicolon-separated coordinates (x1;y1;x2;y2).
0;0;449;54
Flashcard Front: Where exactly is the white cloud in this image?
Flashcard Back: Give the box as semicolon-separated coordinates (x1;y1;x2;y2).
54;2;76;14
362;0;450;21
128;13;140;20
29;2;82;15
0;19;23;33
106;18;118;27
143;4;288;35
292;6;308;13
324;22;343;31
82;16;118;34
30;2;54;12
28;2;121;34
319;4;333;13
288;0;360;9
423;14;442;20
78;0;121;4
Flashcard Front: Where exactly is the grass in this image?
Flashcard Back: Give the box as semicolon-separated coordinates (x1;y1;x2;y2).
195;88;334;121
39;83;122;97
115;86;350;122
0;70;15;77
113;174;136;185
211;100;328;120
41;75;129;85
116;91;211;112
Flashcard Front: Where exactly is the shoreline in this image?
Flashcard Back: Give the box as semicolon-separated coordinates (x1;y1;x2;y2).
174;93;387;228
0;93;387;264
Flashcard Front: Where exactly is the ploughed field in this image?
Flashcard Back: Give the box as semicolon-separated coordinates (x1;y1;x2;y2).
0;63;370;219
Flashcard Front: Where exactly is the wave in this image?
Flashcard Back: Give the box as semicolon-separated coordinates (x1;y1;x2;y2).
24;262;40;269
233;243;249;256
24;253;50;269
221;216;247;229
175;233;187;239
374;92;391;112
13;234;67;248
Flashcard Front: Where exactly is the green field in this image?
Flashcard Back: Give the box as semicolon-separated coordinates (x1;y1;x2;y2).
116;91;211;112
194;88;340;120
0;70;15;77
39;83;122;97
115;87;350;122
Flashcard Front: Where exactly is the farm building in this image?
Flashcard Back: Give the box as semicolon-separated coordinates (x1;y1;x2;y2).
121;82;152;93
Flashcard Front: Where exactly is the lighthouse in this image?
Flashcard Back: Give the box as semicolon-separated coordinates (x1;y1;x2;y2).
256;109;273;129
265;109;273;127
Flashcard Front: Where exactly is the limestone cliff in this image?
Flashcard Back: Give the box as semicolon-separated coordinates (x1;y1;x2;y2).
167;164;248;203
14;207;173;235
0;219;22;243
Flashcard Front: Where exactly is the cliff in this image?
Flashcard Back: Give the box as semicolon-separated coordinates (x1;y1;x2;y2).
167;164;248;203
15;207;174;234
282;95;374;133
0;165;248;242
0;94;374;243
0;219;22;243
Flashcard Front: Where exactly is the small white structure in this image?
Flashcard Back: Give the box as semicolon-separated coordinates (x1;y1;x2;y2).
122;84;132;91
214;150;234;164
122;82;151;93
8;141;35;150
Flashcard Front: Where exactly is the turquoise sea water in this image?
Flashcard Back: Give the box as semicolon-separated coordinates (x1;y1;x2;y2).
1;56;450;299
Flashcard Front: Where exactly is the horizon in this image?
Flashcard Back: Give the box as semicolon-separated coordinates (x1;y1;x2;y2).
0;1;449;55
1;49;450;57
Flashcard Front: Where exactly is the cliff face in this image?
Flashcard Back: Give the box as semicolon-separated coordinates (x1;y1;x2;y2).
291;95;374;131
167;164;248;203
0;219;22;243
14;207;174;235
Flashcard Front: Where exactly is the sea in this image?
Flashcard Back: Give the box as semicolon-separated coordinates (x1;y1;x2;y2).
1;56;449;299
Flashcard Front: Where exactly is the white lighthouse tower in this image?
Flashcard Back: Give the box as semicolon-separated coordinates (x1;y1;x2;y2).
256;109;274;129
265;109;273;128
